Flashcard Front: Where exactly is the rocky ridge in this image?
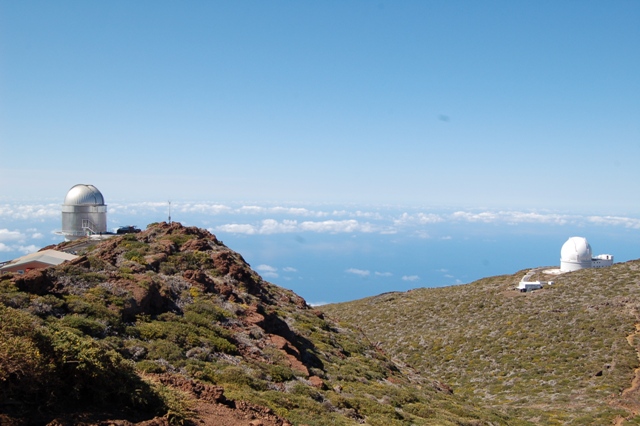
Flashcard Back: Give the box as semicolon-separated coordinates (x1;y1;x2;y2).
0;222;517;425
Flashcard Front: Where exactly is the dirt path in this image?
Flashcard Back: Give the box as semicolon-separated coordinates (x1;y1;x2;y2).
188;399;289;426
149;373;291;426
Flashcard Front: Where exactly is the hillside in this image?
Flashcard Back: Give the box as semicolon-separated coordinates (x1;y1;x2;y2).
322;261;640;425
0;222;518;426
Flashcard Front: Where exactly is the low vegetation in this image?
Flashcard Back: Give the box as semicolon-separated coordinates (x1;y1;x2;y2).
322;262;640;425
0;222;518;425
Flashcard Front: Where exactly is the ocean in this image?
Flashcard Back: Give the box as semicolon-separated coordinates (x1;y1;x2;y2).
1;201;638;305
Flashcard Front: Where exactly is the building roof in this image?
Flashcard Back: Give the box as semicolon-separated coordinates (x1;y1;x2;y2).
0;249;78;272
63;184;105;206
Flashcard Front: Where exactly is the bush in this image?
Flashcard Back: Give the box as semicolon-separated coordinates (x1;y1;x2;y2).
59;314;106;337
268;364;296;382
217;366;266;390
0;305;166;415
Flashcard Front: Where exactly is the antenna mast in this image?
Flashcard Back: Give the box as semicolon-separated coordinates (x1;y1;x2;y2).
168;200;172;224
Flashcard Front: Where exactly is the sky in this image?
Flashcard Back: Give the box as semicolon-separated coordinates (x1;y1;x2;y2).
1;2;639;303
1;1;639;213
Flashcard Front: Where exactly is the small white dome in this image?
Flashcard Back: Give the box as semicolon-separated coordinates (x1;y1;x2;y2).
63;184;105;206
561;237;592;263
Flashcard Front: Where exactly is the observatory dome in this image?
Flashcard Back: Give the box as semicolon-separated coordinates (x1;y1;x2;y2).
61;184;107;241
64;184;105;206
560;236;593;272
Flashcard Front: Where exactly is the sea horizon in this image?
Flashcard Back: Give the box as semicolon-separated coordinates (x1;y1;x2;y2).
2;200;639;305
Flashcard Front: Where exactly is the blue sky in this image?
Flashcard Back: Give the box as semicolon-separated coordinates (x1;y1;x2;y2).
1;1;639;213
1;2;640;303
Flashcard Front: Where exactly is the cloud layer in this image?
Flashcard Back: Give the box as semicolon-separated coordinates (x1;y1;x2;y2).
4;201;640;233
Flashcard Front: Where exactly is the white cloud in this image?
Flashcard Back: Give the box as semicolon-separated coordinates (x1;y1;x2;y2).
178;203;232;215
237;205;328;217
0;229;25;242
394;212;444;226
346;268;370;277
282;267;297;272
0;204;59;220
238;205;266;214
402;275;420;282
450;210;571;225
587;215;640;229
259;219;300;234
213;224;257;234
5;200;640;245
256;264;278;278
375;271;393;277
0;243;11;252
18;245;39;254
256;264;277;273
215;219;377;235
451;211;498;223
270;206;328;217
299;219;372;233
331;210;384;220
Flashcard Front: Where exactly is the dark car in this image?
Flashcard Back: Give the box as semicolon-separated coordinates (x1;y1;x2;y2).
116;225;141;234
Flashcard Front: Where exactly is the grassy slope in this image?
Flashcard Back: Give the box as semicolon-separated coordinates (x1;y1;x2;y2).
322;261;640;425
0;223;521;426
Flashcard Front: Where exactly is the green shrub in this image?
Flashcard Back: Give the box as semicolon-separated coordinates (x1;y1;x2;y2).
0;305;166;414
267;364;296;382
59;314;106;337
217;366;266;390
184;300;229;322
136;360;168;374
163;234;193;247
124;250;146;264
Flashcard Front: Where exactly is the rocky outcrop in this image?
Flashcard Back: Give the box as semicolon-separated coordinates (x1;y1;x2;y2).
1;221;502;426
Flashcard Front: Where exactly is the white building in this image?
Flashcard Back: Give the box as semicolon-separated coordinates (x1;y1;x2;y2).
60;184;108;241
517;281;543;292
560;236;613;272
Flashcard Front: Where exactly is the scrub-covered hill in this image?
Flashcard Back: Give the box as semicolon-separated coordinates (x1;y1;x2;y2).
0;222;519;425
322;261;640;425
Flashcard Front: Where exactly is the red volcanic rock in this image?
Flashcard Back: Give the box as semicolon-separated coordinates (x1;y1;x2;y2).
308;376;325;389
181;238;212;252
183;269;214;288
244;305;266;325
14;269;54;295
212;251;233;275
269;334;309;377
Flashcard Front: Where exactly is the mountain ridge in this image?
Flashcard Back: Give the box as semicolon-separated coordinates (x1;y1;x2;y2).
0;222;518;425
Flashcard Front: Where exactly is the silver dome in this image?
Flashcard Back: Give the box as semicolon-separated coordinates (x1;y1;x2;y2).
63;184;105;206
61;184;107;240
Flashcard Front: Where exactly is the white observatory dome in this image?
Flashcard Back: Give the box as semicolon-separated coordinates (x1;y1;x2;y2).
64;184;105;206
61;184;107;241
560;236;593;272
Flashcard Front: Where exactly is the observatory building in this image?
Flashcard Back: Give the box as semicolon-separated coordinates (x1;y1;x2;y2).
60;184;107;241
560;236;613;272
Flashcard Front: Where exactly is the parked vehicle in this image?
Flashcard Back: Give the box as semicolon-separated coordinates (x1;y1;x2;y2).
116;225;141;234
